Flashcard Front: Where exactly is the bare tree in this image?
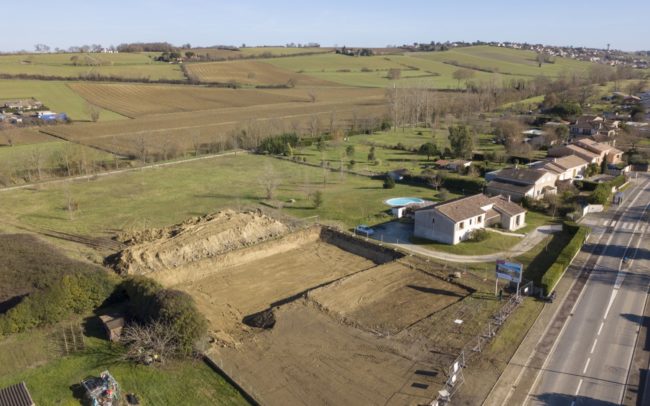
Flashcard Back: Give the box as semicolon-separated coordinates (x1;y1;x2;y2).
85;102;101;122
308;91;317;103
452;68;475;89
28;148;44;181
120;321;178;365
259;163;280;200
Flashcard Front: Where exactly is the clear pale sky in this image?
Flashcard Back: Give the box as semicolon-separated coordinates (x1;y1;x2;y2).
3;0;649;52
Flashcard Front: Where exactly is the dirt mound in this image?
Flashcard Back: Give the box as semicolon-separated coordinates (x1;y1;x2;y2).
242;309;276;329
112;210;289;275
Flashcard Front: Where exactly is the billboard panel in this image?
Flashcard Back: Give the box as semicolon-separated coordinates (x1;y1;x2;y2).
496;260;523;283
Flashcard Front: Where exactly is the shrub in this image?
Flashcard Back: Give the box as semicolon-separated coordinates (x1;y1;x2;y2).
541;224;588;295
468;229;489;242
442;175;485;194
590;183;611;204
257;133;299;155
0;270;118;335
120;276;207;357
383;175;396;189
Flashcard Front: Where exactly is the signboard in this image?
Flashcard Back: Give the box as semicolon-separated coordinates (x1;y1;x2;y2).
496;260;523;283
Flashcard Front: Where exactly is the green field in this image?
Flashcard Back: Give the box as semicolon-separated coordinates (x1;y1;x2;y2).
412;46;592;78
0;153;434;236
0;324;247;405
0;80;126;121
0;52;184;81
267;46;593;88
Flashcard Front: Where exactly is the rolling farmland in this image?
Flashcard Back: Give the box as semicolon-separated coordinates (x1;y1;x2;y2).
184;59;335;86
68;83;305;117
0;79;125;121
0;52;184;81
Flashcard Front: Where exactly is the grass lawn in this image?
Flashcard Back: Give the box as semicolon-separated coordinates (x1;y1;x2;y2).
411;231;522;256
0;153;434;236
0;321;247;405
519;210;558;234
0;79;126;121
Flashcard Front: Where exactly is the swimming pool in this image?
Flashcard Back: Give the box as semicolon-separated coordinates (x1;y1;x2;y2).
384;197;425;207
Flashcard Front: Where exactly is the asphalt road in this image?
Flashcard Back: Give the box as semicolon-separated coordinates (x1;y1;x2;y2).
528;173;650;405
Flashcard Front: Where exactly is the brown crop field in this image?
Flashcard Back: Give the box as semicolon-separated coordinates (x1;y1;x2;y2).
68;83;304;117
112;211;492;406
0;127;58;146
44;97;388;157
184;60;335;86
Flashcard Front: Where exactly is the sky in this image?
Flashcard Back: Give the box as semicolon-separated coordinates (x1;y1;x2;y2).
3;0;649;52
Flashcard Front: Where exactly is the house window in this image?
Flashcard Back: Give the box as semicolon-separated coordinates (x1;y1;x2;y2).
478;216;482;223
431;217;435;224
469;219;473;225
516;215;521;226
459;221;465;230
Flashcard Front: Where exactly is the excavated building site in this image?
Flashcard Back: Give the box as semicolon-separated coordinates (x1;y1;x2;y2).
112;209;495;406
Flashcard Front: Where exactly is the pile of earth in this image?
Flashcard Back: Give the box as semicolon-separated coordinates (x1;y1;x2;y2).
111;209;289;276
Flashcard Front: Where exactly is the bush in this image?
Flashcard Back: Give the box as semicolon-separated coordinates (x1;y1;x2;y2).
120;276;207;357
257;133;299;155
383;175;396;189
590;183;611;204
468;229;489;242
442;175;486;194
541;224;588;295
0;271;118;335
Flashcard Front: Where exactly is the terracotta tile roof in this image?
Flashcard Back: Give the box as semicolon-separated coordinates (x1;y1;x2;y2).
565;144;600;159
486;180;534;195
544;155;589;172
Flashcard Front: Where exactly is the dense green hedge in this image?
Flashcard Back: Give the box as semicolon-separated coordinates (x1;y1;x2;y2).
443;175;486;194
256;133;299;155
541;223;589;295
0;270;118;335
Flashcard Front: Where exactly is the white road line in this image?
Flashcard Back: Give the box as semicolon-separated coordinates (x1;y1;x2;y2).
602;220;609;226
611;220;617;227
598;321;604;335
590;339;598;354
604;290;618;319
583;358;591;374
624;222;633;230
575;378;583;395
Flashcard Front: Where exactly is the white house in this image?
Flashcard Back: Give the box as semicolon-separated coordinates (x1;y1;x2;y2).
486;167;557;202
414;194;526;245
532;155;590;181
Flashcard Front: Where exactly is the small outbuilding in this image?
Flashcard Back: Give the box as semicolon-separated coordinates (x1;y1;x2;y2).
99;312;126;342
0;382;35;406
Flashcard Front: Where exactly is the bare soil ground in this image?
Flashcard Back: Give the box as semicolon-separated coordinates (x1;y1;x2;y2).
309;261;467;334
113;212;497;406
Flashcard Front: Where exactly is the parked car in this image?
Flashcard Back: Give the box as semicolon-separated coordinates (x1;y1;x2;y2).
573;175;584;181
355;225;374;236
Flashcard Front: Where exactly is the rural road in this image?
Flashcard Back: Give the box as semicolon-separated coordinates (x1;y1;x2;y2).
371;221;562;263
527;172;650;405
0;149;245;193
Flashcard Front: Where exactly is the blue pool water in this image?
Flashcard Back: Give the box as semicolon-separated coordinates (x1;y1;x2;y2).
384;197;425;207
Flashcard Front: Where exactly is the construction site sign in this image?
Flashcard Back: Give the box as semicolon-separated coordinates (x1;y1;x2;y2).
496;260;523;283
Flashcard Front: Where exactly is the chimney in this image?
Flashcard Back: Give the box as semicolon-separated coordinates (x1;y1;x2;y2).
507;195;511;202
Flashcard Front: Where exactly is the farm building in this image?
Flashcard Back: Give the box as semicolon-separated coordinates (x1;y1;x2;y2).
0;382;35;406
99;313;125;342
414;193;526;244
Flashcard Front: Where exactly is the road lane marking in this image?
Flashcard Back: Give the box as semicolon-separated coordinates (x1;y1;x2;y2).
602;220;609;226
611;220;617;227
590;339;598;354
583;358;591;374
575;378;583;395
604;290;618;319
598;321;604;335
